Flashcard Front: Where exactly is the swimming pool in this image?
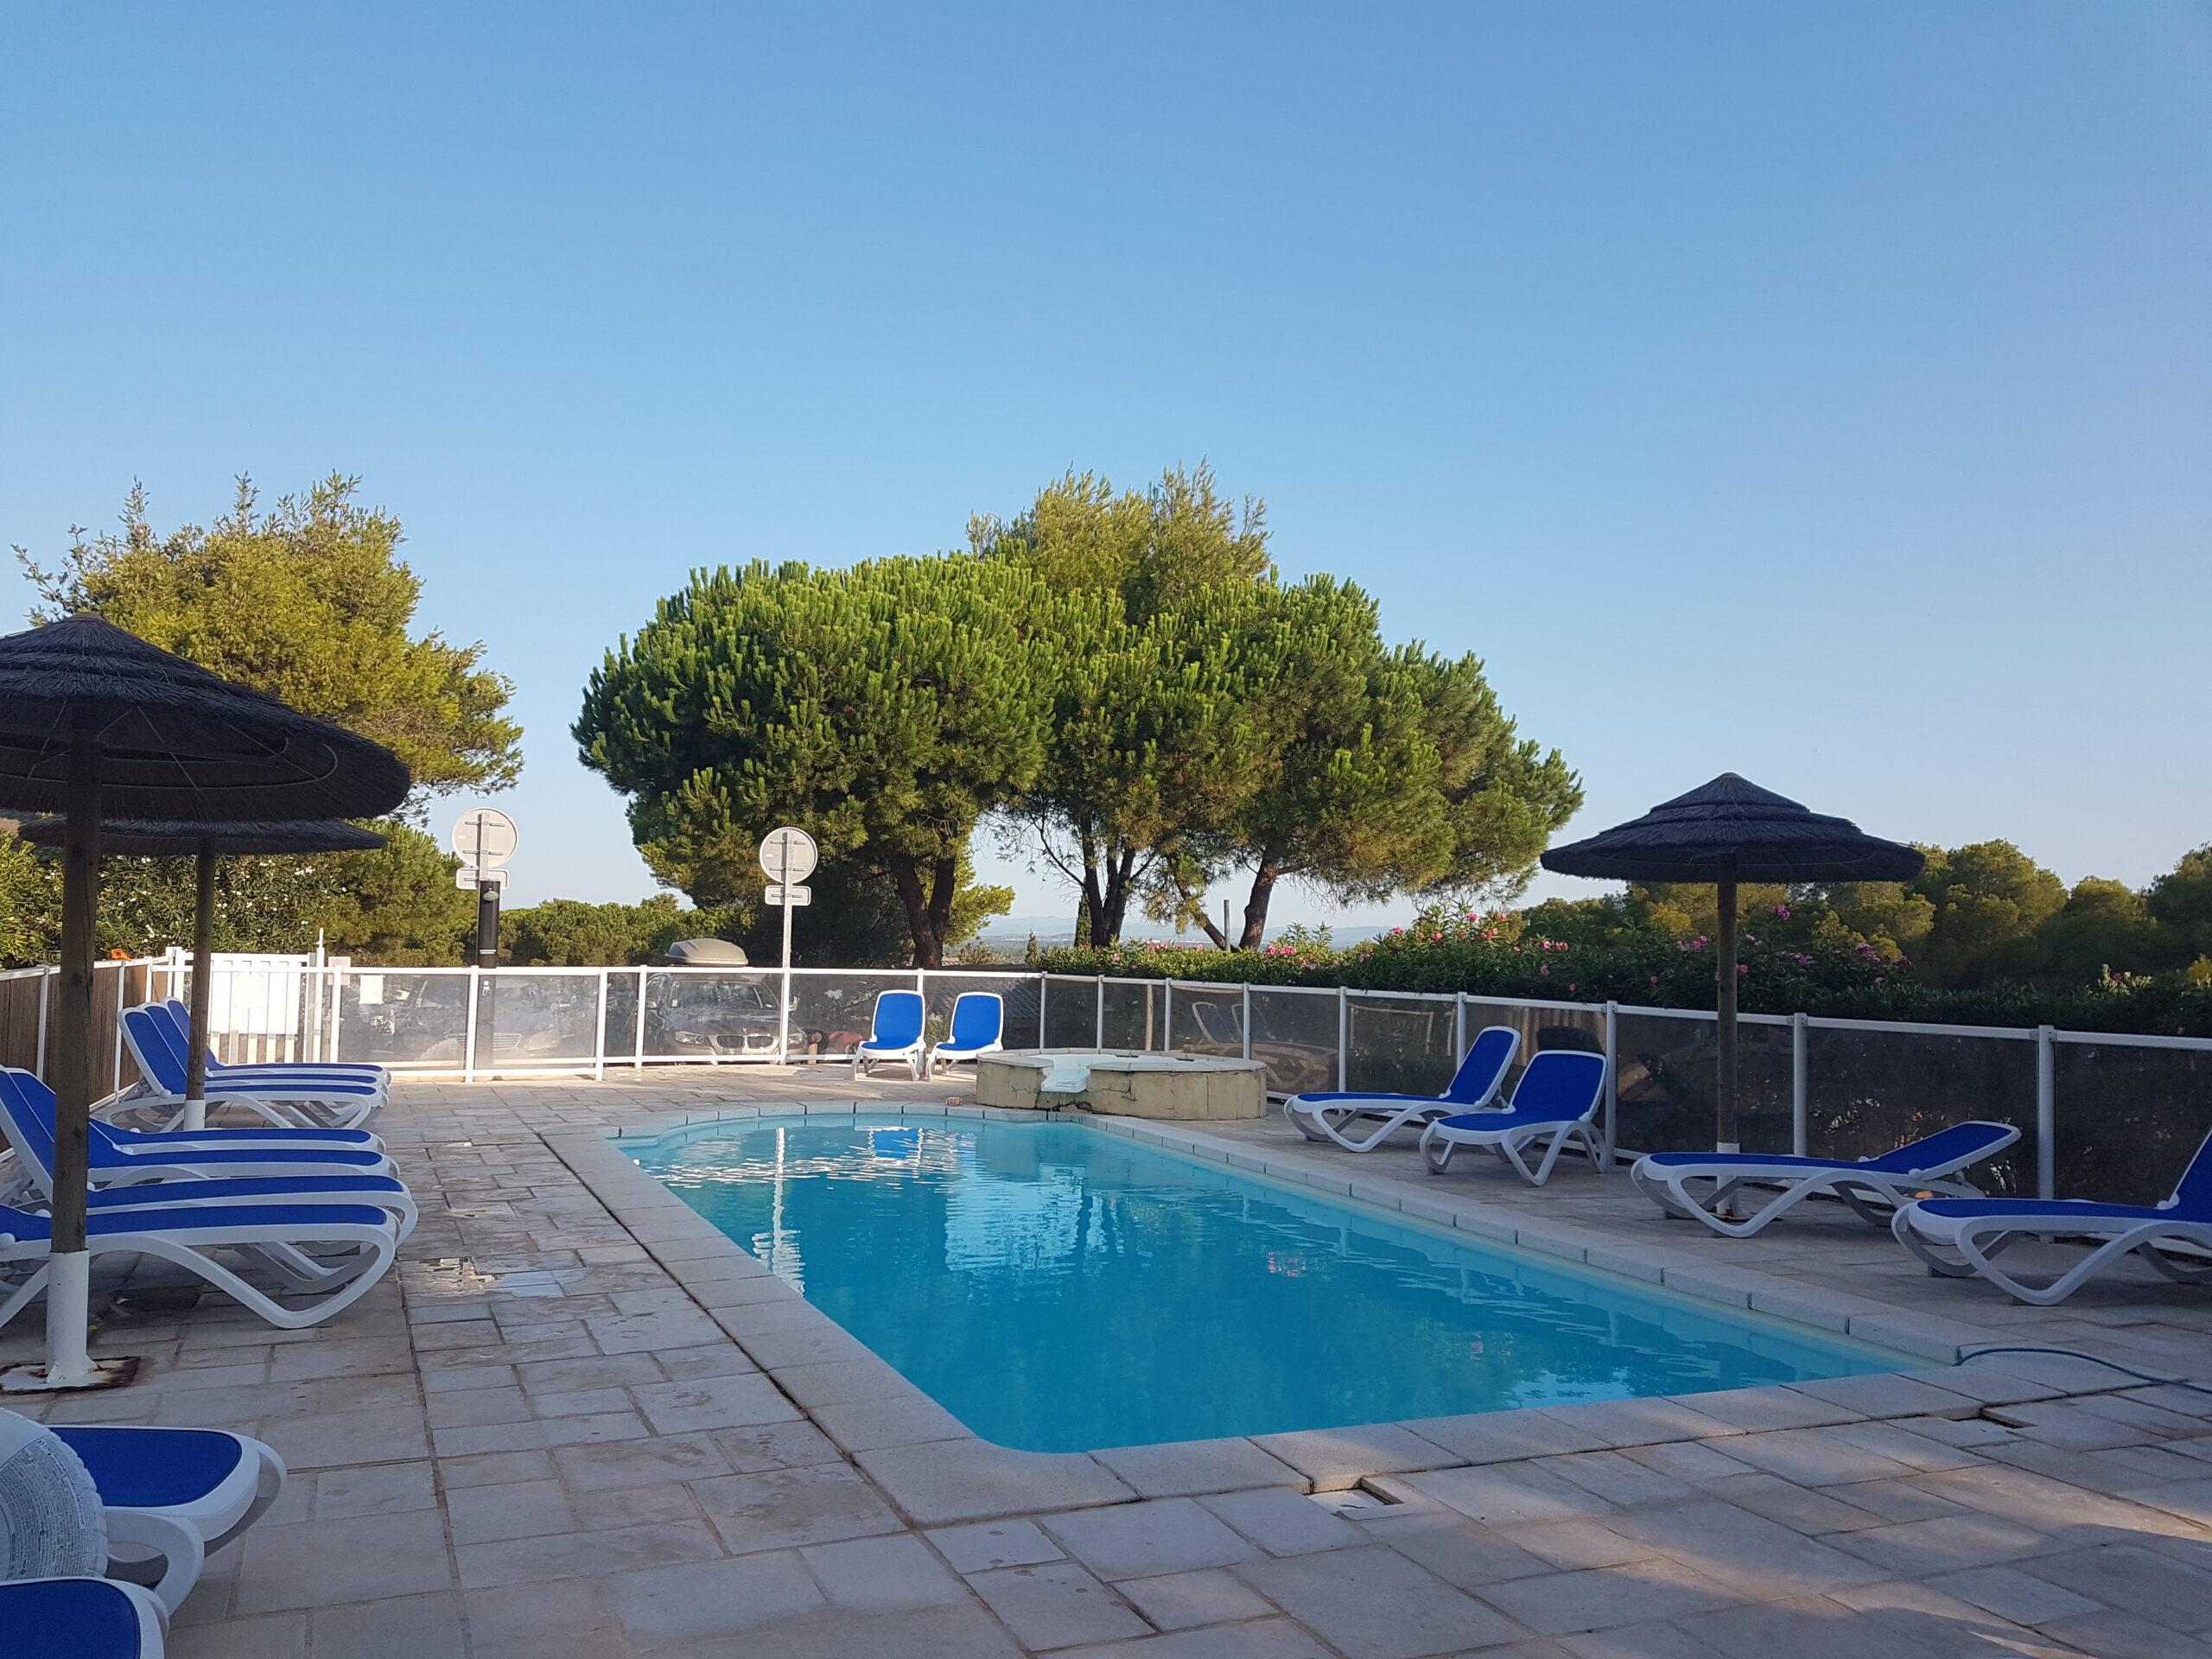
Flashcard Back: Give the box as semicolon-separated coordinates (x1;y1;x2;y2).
626;1114;1899;1452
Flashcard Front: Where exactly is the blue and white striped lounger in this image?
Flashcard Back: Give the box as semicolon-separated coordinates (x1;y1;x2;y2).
122;1008;383;1130
1630;1121;2021;1238
1893;1128;2212;1306
156;999;390;1089
1286;1026;1521;1153
1418;1050;1610;1185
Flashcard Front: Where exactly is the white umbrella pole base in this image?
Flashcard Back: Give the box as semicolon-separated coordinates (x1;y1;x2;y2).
181;1095;207;1133
0;1251;142;1394
1;1356;141;1393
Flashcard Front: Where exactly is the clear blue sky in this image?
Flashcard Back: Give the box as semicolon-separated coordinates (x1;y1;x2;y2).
4;3;2208;930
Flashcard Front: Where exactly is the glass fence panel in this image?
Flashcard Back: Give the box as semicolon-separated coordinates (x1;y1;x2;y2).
790;974;913;1059
1042;978;1099;1048
481;974;601;1068
1171;983;1245;1057
1098;981;1165;1051
1804;1025;2037;1197
338;971;471;1067
641;969;784;1060
1344;995;1456;1096
2052;1039;2212;1205
1246;988;1338;1096
923;973;1040;1051
1611;1012;1793;1156
1459;999;1607;1064
602;972;641;1061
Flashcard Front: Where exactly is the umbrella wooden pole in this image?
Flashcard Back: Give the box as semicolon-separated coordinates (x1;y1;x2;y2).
44;736;102;1387
1714;869;1739;1154
183;842;216;1133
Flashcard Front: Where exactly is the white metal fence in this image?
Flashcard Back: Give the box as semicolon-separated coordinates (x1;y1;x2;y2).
1039;973;2212;1211
3;958;2205;1209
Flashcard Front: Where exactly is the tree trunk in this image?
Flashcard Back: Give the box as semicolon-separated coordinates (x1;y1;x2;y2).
887;855;944;969
924;855;959;967
1093;849;1139;945
1236;861;1281;952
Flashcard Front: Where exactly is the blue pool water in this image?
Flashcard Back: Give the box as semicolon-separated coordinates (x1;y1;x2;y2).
627;1115;1897;1452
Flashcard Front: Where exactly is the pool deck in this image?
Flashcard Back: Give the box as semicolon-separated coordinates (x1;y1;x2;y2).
9;1067;2212;1658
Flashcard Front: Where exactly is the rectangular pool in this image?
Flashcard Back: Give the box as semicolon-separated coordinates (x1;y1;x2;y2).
626;1114;1898;1452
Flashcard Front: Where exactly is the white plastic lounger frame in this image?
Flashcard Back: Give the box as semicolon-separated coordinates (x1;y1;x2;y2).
1418;1050;1611;1185
1891;1128;2212;1305
0;1202;400;1333
1630;1121;2022;1239
1286;1026;1521;1153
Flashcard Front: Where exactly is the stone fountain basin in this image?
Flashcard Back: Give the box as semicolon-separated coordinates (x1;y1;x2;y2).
973;1049;1268;1121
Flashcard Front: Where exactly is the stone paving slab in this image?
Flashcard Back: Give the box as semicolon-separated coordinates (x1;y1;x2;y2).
6;1065;2206;1657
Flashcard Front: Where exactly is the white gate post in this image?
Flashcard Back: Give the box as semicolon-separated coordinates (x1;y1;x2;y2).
1095;978;1105;1048
1241;985;1252;1059
463;968;481;1084
594;969;609;1082
633;967;649;1068
2036;1026;2056;1200
1602;1001;1618;1160
1790;1012;1809;1156
1337;988;1349;1091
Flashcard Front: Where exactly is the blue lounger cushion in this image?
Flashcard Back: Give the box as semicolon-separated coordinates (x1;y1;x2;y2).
1638;1122;2016;1177
85;1175;407;1211
0;1203;394;1241
51;1426;247;1510
0;1578;163;1658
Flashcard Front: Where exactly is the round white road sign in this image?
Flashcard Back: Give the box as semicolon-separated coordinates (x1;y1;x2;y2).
758;825;818;883
450;807;518;868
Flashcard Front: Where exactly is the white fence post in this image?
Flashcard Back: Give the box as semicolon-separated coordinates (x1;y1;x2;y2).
594;969;609;1082
2036;1025;2056;1200
1602;1001;1618;1157
463;967;480;1084
1241;985;1252;1059
633;967;649;1069
1453;991;1467;1061
35;966;50;1081
1038;975;1047;1046
1337;988;1350;1091
327;966;344;1065
1791;1011;1809;1157
1163;981;1174;1052
1095;977;1105;1048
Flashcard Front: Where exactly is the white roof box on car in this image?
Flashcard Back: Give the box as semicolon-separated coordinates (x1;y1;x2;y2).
665;938;749;966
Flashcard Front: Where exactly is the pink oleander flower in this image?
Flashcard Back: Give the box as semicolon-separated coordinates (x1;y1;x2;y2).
1773;903;1790;919
1539;965;1549;976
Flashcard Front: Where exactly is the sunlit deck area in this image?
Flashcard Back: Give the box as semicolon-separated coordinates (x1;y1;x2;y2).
8;1070;2211;1659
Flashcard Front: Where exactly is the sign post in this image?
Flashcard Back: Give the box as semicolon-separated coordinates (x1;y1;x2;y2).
758;827;817;1064
451;808;518;971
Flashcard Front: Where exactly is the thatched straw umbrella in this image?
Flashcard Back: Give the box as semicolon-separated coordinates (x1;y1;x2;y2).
0;616;408;1389
1541;773;1923;1153
16;817;386;1131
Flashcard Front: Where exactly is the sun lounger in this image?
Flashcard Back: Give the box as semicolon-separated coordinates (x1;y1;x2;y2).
1630;1121;2021;1237
121;1009;381;1130
1418;1049;1610;1185
930;993;1004;1074
0;1200;400;1332
156;1000;389;1089
2;1071;393;1189
853;990;928;1080
1286;1026;1520;1152
48;1424;284;1612
1892;1128;2212;1305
